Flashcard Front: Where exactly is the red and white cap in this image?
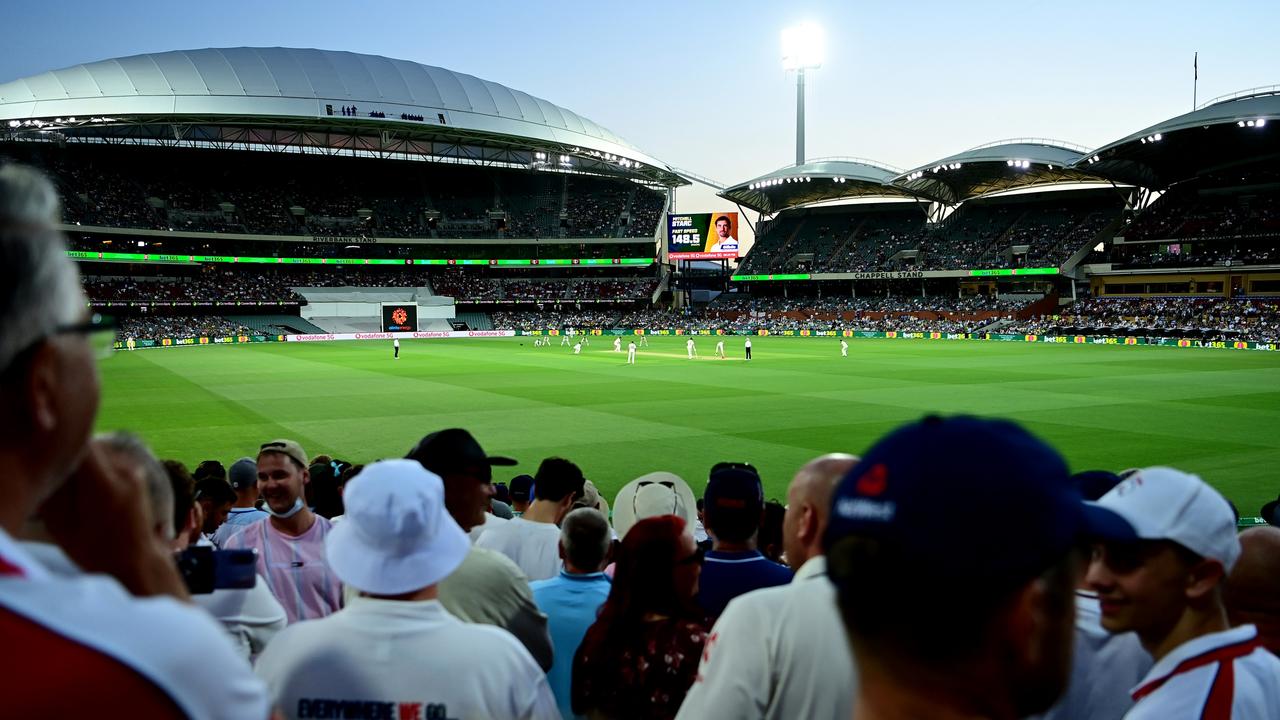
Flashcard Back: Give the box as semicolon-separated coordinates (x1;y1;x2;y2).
1088;467;1241;572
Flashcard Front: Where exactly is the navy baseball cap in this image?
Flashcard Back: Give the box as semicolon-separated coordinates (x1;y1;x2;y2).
509;474;535;502
1071;470;1123;502
704;467;764;524
824;416;1106;588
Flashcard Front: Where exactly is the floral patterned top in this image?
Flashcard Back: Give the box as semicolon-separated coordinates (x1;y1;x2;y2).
572;617;710;719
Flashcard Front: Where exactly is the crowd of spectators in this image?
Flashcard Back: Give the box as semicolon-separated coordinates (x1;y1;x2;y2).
6;164;1280;720
741;196;1121;274
1008;296;1280;342
83;269;304;305
1110;240;1280;270
119;316;254;341
3;142;666;241
1124;190;1280;242
433;275;657;302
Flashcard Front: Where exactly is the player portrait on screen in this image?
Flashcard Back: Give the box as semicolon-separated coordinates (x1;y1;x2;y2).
707;214;739;255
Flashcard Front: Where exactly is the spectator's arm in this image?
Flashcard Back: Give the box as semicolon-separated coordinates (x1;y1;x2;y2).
675;601;771;719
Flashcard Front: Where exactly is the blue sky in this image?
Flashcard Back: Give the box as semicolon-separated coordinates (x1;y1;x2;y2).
4;0;1279;215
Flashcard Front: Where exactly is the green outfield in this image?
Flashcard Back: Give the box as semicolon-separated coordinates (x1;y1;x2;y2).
96;336;1280;516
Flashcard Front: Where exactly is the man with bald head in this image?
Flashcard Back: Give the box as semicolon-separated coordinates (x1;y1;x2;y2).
677;454;857;720
1225;526;1280;655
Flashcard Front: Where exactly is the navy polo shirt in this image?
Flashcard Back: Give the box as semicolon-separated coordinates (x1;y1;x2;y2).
697;550;793;618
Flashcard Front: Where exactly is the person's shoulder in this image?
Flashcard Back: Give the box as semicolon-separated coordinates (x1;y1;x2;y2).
1;573;268;716
458;545;527;579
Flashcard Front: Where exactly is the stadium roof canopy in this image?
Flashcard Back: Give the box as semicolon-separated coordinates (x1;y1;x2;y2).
1073;87;1280;190
719;157;916;214
0;47;688;187
890;139;1105;205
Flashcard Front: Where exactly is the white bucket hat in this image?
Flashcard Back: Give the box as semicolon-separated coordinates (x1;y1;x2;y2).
612;471;698;538
326;459;471;595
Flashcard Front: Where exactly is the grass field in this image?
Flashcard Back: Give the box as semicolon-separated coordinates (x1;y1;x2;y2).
97;336;1280;516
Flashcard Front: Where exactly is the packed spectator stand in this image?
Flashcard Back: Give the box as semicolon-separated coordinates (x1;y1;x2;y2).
738;192;1123;274
1009;296;1280;343
2;142;665;241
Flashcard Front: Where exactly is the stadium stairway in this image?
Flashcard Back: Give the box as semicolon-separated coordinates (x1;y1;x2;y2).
223;314;327;335
456;312;493;330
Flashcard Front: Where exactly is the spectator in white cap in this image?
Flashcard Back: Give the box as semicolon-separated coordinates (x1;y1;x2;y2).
677;454;857;720
255;459;559;720
1085;467;1280;718
213;458;269;547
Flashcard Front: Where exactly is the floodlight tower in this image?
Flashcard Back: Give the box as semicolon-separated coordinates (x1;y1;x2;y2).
782;22;825;166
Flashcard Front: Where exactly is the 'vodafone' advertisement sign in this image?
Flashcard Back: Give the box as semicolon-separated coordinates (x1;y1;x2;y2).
285;331;516;342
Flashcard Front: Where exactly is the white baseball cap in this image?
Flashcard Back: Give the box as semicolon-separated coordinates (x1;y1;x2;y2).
1085;467;1241;572
612;472;697;538
325;459;471;595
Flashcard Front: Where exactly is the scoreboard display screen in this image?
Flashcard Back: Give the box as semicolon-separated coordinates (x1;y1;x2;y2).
381;303;418;332
668;212;740;260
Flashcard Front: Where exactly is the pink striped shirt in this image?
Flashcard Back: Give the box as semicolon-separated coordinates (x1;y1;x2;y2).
222;516;342;624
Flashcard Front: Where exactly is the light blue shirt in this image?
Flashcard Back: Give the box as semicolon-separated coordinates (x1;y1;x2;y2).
530;570;611;720
212;506;270;547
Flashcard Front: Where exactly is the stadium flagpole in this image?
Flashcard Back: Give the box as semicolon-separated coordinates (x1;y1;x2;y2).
1193;52;1198;110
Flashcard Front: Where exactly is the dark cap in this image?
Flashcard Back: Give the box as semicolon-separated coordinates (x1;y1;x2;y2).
194;477;236;506
704;467;764;523
824;415;1093;588
228;458;257;490
406;429;517;477
1071;470;1122;502
509;474;534;502
1261;497;1280;527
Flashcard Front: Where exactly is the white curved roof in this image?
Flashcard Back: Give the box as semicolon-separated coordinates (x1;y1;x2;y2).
0;47;672;173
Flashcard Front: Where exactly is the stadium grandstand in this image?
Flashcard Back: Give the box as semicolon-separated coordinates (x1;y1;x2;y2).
0;47;686;337
709;91;1280;342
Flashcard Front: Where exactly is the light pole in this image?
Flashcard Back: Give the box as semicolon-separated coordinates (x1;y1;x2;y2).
782;23;825;167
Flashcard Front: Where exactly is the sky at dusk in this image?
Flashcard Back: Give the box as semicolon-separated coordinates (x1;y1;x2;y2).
4;0;1278;227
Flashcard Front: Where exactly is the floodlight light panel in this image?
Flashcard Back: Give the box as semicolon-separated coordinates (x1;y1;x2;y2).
782;23;825;70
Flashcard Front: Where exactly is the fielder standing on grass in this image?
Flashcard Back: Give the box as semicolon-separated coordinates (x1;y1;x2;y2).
745;337;752;361
687;338;697;360
716;339;725;359
614;337;622;353
393;337;400;360
627;340;637;365
841;339;848;357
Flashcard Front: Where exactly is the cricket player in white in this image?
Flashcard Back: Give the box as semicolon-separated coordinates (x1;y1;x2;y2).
715;340;725;359
687;338;697;359
561;332;571;347
638;334;649;347
613;337;622;352
573;342;582;355
841;339;849;357
627;340;637;364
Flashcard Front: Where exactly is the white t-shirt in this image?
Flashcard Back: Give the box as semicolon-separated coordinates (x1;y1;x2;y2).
474;518;563;582
676;556;855;720
256;597;559;720
468;511;509;544
1124;624;1280;719
0;533;269;720
393;339;400;347
745;340;752;348
193;574;289;661
1030;592;1151;720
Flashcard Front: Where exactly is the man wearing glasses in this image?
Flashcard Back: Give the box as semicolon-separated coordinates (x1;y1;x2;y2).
0;164;269;717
